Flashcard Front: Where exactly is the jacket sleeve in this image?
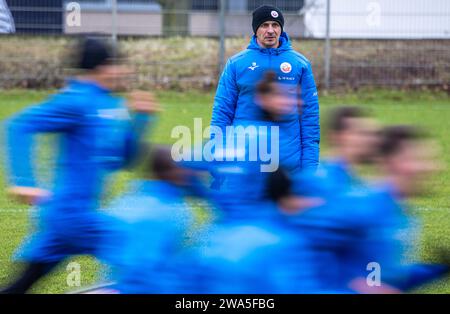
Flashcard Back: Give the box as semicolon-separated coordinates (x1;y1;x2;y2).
210;59;239;134
209;59;239;190
5;93;82;187
299;61;320;170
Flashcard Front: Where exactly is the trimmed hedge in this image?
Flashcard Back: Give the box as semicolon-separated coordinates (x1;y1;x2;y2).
0;36;448;90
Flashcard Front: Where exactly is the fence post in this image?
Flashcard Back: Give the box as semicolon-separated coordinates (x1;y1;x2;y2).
324;0;331;89
111;0;118;54
218;0;226;74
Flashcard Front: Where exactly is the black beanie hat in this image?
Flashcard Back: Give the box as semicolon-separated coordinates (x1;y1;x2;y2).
252;5;284;34
77;37;113;70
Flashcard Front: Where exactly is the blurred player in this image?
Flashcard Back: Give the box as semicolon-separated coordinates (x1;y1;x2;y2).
169;170;318;294
210;71;297;221
1;37;159;294
277;125;449;293
346;125;449;292
175;219;317;294
98;146;202;293
270;107;381;292
292;106;380;199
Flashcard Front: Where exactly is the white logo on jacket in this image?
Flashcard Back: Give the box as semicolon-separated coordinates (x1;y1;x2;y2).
97;108;130;120
248;62;259;71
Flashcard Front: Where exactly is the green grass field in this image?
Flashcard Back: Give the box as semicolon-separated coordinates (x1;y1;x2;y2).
0;89;449;293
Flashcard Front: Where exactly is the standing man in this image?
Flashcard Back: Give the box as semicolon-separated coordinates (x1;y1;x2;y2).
211;5;320;181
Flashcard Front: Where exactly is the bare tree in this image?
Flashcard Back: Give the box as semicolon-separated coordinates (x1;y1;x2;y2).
156;0;191;37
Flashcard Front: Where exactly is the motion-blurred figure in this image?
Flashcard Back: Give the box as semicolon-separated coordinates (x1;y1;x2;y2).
272;106;383;292
292;106;380;199
347;125;449;292
177;218;317;294
279;122;449;293
172;170;317;294
1;37;159;294
210;71;297;221
99;146;202;294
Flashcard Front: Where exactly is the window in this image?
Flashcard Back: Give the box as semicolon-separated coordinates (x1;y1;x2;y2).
191;0;305;12
248;0;305;12
74;0;160;11
7;0;64;34
192;0;218;11
76;0;158;4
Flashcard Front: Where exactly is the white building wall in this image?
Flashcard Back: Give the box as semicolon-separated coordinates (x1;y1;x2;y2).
303;0;450;39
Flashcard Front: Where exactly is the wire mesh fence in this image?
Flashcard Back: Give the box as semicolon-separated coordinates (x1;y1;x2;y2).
0;0;449;90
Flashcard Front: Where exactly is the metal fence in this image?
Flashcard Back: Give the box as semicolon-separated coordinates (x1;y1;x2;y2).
0;0;449;90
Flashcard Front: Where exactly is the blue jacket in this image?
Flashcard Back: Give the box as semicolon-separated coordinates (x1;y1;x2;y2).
180;119;281;221
5;80;150;261
211;32;320;172
209;119;282;221
175;221;318;294
284;186;397;292
292;158;363;198
6;79;149;209
288;175;448;292
100;180;194;294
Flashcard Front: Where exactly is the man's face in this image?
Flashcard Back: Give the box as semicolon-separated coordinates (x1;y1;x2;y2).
256;21;282;48
336;117;380;163
257;84;296;117
97;63;133;92
387;140;441;196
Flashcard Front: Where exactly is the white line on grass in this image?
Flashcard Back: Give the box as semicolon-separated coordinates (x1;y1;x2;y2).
0;208;36;213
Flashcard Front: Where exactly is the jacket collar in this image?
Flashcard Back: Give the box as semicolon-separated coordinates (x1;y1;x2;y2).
66;78;111;94
247;32;292;55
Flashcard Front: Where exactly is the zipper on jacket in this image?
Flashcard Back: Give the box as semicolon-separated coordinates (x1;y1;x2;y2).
269;49;272;70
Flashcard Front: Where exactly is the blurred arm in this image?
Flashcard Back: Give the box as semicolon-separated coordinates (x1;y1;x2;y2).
5;92;82;188
122;113;154;168
122;91;160;168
